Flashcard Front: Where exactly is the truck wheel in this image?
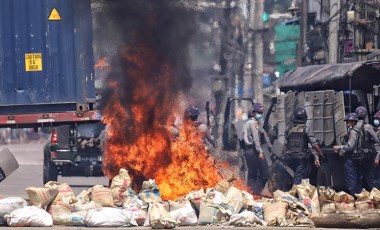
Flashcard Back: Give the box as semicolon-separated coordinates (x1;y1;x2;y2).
43;158;58;184
316;163;332;187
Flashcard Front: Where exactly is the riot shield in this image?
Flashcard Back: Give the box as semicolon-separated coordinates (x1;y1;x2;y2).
324;90;335;146
334;91;347;145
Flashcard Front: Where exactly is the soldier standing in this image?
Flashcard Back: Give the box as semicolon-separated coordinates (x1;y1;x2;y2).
333;113;363;195
283;107;322;185
242;103;268;192
355;106;380;191
372;111;380;188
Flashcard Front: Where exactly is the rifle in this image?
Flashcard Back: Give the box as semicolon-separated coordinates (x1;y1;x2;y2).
206;101;210;127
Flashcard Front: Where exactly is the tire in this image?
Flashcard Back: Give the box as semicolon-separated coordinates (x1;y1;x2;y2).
43;157;58;184
316;163;332;187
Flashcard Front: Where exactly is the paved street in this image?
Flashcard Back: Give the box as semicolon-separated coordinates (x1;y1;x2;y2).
0;141;108;199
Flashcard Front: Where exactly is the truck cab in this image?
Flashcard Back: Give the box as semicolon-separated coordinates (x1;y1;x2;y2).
43;121;106;184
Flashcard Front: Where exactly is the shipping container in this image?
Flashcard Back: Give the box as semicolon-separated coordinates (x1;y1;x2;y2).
0;0;95;114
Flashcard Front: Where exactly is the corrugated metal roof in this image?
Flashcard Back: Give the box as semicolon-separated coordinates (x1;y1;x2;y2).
278;61;380;92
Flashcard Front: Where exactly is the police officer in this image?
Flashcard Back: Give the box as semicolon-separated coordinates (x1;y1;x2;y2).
372;111;380;188
284;107;322;185
355;106;380;191
242;103;268;192
333;113;362;195
185;106;215;146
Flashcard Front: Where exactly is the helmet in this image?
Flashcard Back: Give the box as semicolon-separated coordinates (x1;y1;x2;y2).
294;107;308;122
251;103;264;113
374;111;380;119
344;113;358;122
185;106;199;121
355;106;367;119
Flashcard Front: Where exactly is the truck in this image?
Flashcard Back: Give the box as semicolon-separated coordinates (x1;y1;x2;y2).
0;0;103;182
218;60;380;193
266;60;380;192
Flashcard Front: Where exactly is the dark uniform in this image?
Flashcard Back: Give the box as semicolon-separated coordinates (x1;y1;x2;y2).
334;113;362;195
284;107;320;185
372;111;380;188
242;103;268;192
355;106;380;191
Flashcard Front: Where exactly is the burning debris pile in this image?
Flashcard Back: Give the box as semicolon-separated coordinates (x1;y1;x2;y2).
97;0;231;200
2;175;380;227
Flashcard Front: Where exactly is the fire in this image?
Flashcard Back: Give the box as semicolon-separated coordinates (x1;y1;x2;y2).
94;57;110;69
102;44;227;200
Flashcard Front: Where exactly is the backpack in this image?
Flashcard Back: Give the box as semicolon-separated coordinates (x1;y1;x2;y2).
351;126;365;160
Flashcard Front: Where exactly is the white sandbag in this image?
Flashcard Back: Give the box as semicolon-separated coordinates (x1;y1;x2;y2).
198;201;219;225
186;188;205;211
26;186;59;208
149;202;177;229
355;189;373;210
169;198;189;212
169;201;197;226
0;197;28;222
370;188;380;209
262;201;288;225
5;206;53;227
224;210;265;227
139;179;162;204
110;168;132;206
73;201;102;212
91;185;115;207
59;211;87;226
205;188;223;205
125;203;147;226
318;186;336;213
84;207;137;227
218;186;244;215
44;181;77;205
47;203;73;224
334;191;355;210
76;189;92;205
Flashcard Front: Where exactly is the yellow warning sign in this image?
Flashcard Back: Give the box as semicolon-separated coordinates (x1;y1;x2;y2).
48;8;61;21
25;53;42;72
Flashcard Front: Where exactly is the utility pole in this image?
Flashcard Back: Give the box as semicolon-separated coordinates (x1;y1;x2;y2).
252;0;264;103
297;0;308;66
244;0;264;103
329;0;340;63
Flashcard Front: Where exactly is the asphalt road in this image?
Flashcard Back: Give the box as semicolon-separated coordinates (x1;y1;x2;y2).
0;141;108;199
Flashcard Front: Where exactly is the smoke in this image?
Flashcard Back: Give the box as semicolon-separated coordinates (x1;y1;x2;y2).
97;0;197;114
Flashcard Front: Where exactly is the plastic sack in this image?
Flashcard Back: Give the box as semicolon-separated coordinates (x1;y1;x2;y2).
148;202;177;229
218;186;244;215
262;201;288;225
5;206;53;227
169;201;197;226
224;210;265;227
0;197;28;224
139;179;162;204
73;201;102;212
47;203;73;224
204;188;223;205
91;185;115;207
169;198;189;212
26;186;59;208
125;203;147;226
76;189;92;205
318;186;336;213
186;188;205;211
44;181;76;205
198;201;219;225
370;188;380;209
59;211;87;226
334;191;355;210
84;207;137;227
289;181;320;217
110;168;131;206
355;189;373;210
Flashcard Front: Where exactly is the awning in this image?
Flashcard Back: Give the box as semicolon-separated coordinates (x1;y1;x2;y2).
278;61;380;92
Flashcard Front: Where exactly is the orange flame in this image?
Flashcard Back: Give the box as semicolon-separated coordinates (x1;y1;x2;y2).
102;45;250;200
94;58;110;70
